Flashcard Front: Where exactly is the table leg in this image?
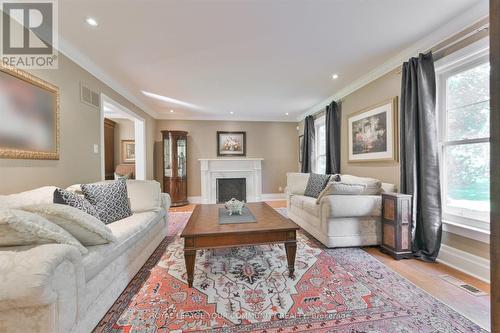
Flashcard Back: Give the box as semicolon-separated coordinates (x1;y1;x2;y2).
285;241;297;277
184;249;196;288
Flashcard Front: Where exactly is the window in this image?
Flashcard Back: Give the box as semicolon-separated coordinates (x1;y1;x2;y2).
437;44;490;230
314;115;326;174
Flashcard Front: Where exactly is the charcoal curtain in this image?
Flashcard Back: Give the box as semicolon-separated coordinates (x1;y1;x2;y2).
400;52;442;262
301;115;315;173
325;101;341;174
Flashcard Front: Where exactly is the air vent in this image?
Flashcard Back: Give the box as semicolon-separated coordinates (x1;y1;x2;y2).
439;275;487;296
80;82;100;109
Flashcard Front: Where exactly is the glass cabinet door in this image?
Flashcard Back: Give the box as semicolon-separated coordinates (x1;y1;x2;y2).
163;134;172;177
177;137;186;177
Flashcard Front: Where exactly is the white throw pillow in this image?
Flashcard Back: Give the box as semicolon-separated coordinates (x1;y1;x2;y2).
339;175;382;195
22;204;116;246
0;208;87;254
316;182;368;203
125;180;162;213
0;186;57;209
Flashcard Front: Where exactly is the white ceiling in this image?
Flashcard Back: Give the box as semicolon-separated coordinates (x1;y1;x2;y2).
59;0;488;122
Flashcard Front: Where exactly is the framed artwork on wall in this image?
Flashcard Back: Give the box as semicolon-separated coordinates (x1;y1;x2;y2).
217;131;246;156
299;135;304;163
348;97;398;162
0;64;60;160
121;140;136;163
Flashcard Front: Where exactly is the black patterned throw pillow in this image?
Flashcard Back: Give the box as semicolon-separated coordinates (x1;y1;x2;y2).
81;178;132;224
53;188;100;219
304;173;331;198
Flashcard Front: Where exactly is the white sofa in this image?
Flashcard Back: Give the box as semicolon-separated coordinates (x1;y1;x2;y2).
286;173;395;248
0;180;170;333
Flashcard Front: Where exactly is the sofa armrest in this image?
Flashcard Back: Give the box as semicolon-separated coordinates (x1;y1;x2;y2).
0;243;84;310
161;193;171;211
286;172;310;196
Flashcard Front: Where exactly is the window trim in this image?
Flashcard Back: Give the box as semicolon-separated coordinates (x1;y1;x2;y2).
435;37;490;231
313;115;326;174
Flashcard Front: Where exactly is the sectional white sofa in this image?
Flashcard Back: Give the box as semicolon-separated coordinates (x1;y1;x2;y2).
0;180;170;333
286;173;396;248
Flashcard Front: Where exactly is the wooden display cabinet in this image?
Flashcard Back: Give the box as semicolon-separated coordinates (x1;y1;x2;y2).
162;130;188;207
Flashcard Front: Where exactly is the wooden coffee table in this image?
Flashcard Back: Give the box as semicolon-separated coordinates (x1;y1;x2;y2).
180;202;300;288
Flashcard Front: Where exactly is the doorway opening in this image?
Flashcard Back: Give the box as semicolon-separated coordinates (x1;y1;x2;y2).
100;94;146;180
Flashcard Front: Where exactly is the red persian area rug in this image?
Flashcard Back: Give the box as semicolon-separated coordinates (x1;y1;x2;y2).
94;209;486;333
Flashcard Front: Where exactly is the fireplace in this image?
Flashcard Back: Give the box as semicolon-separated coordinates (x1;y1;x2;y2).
199;158;262;204
217;178;246;203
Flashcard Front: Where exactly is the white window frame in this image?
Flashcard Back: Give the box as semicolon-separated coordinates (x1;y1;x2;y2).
435;37;490;232
313;115;326;174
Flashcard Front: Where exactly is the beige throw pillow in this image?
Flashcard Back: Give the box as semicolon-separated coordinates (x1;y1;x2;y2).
22;204;116;246
315;182;368;203
0;208;87;254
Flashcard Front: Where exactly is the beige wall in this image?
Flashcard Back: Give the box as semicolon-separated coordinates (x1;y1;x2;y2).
297;69;401;188
0;54;156;194
155;120;298;196
112;118;135;166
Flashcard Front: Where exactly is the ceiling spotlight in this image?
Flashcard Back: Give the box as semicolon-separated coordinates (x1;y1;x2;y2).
285;112;289;116
332;74;339;80
170;109;174;113
230;111;234;115
86;17;99;27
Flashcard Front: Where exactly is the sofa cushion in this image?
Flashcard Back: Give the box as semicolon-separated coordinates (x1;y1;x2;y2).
340;175;382;195
22;204;116;246
322;195;382;218
81;179;132;224
0;186;57;209
82;211;165;281
0;208;87;254
304;173;330;198
53;188;99;218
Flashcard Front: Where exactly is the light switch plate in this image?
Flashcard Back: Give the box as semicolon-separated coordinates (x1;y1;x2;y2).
93;144;99;153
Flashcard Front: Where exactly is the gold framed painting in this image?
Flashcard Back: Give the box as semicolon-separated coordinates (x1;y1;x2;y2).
0;63;60;160
121;140;136;164
348;97;398;162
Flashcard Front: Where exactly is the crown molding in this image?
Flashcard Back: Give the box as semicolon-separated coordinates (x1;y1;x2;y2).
296;1;489;121
154;113;297;122
57;36;159;119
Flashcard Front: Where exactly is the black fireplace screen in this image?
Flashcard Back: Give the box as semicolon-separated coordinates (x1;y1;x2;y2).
217;178;246;203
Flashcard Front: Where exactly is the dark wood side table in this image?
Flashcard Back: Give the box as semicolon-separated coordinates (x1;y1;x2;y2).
380;193;413;260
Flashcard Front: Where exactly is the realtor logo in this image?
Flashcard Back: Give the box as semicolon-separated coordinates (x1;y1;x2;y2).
1;0;58;69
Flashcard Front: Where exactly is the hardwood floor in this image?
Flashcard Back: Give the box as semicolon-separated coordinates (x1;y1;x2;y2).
169;200;491;330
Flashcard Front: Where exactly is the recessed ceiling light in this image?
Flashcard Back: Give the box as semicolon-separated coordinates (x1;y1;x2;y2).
86;17;99;27
170;109;174;113
285;112;289;116
332;74;339;80
230;111;234;115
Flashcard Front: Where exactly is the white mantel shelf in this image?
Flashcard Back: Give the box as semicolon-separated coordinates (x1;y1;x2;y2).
199;158;263;204
198;158;264;161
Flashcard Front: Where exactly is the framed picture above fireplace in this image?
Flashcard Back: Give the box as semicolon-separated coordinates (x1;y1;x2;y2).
217;131;246;156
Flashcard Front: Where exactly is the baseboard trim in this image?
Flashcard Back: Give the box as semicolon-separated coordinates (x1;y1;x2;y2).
188;196;202;204
187;193;285;204
261;193;286;201
437;244;490;283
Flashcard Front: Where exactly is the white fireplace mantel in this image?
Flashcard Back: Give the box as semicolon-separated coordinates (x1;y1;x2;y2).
199;158;263;204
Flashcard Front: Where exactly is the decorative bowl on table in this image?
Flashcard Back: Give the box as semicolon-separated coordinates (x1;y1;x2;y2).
224;198;245;215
